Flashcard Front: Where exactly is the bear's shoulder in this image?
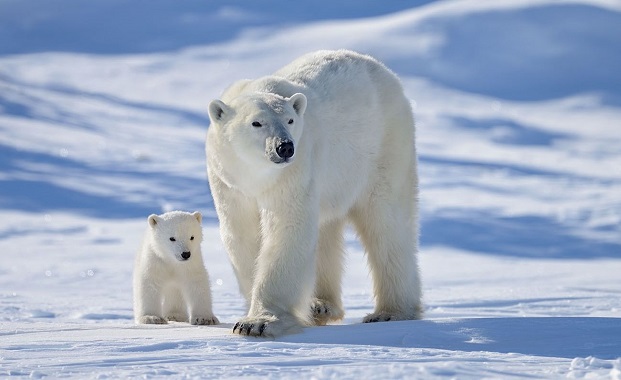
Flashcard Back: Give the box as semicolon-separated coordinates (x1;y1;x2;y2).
222;75;303;103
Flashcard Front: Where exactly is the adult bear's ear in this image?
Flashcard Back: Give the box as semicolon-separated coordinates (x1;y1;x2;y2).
148;214;161;228
208;99;231;123
288;93;307;117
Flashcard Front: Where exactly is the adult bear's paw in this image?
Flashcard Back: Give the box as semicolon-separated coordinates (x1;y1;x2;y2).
232;313;302;337
137;315;168;324
363;308;423;323
311;298;344;326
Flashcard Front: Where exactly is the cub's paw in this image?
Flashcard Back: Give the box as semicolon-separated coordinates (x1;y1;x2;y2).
311;298;344;326
191;315;220;325
137;315;168;324
233;313;301;338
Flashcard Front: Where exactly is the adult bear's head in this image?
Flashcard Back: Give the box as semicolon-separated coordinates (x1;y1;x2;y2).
208;92;307;167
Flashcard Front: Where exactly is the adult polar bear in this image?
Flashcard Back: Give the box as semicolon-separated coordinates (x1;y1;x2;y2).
206;50;422;337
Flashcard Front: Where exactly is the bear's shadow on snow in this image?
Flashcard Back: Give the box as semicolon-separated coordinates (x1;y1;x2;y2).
280;317;621;360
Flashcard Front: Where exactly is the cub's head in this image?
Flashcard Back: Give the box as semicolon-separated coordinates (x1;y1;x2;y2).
208;92;307;167
147;211;203;263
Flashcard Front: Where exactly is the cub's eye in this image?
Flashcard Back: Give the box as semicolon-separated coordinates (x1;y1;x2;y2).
252;121;262;127
169;237;176;242
190;236;194;241
288;119;294;125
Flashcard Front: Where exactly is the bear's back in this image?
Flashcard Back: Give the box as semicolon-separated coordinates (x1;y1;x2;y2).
274;50;400;98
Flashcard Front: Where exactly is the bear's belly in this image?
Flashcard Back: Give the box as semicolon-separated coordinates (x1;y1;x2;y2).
319;194;359;224
316;159;374;224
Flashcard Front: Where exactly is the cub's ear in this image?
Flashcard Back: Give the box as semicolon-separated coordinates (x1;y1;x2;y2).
208;99;231;123
288;93;307;117
191;211;202;224
148;214;161;228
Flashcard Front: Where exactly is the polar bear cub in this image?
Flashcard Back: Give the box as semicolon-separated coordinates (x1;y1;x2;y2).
133;211;218;325
206;50;423;337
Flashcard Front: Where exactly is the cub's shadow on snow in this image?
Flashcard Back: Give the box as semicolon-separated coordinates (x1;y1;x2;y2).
281;317;621;360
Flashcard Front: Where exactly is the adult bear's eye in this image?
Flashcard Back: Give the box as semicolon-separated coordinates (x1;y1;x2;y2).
169;237;176;242
288;119;294;124
252;121;262;127
190;236;194;241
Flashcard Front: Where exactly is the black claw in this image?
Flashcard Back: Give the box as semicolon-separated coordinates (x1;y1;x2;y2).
259;323;267;336
233;322;241;333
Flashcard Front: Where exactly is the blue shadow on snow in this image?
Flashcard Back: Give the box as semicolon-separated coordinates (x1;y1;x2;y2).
448;116;572;147
281;317;621;360
420;213;621;259
0;0;433;55
0;143;213;220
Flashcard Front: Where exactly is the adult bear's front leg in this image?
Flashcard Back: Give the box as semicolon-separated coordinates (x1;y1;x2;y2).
235;195;319;337
208;173;261;303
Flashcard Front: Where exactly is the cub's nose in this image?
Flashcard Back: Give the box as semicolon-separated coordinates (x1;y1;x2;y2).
276;140;294;159
181;251;191;260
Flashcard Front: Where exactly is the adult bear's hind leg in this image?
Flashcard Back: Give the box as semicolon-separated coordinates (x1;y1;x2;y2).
312;219;346;325
350;194;423;323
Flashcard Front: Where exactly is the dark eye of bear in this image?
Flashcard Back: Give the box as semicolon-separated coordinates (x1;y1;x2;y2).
190;236;194;241
169;237;176;242
288;119;294;124
252;121;262;127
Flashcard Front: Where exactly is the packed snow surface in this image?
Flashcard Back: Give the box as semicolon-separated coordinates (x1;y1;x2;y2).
1;0;620;378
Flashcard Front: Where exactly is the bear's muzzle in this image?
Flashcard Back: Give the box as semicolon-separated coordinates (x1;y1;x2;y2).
266;136;295;164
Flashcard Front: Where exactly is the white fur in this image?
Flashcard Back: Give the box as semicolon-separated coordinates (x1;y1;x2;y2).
206;50;422;337
133;211;219;325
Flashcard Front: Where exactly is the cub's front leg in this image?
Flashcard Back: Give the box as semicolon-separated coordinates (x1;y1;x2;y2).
184;270;219;326
134;280;167;324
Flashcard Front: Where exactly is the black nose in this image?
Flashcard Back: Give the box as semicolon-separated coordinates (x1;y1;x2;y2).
276;141;294;159
181;251;191;260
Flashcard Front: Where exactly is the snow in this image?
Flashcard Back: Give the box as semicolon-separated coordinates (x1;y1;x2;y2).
1;0;620;378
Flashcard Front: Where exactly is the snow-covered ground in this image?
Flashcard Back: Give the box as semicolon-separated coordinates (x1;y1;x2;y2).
1;0;620;378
